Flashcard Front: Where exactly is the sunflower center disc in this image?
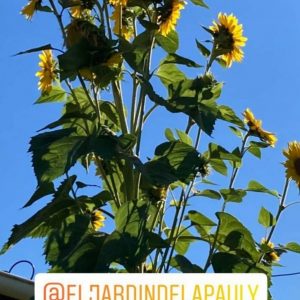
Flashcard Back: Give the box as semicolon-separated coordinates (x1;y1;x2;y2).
294;158;300;176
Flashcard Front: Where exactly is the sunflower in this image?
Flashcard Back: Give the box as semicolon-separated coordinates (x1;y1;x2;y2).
210;13;247;67
36;50;57;94
283;141;300;186
21;0;41;20
91;210;106;231
243;108;277;147
261;238;280;263
157;0;185;37
111;6;134;41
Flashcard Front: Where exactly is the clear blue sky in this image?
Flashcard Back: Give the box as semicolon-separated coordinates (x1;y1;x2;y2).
1;1;300;299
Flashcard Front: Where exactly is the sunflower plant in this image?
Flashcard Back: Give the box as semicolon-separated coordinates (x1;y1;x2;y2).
3;0;300;299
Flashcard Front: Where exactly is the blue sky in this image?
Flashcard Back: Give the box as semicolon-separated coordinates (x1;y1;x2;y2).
1;1;300;299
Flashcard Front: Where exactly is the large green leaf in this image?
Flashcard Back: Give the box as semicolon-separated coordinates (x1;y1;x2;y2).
29;128;130;184
1;176;77;254
155;30;179;53
216;212;260;260
23;182;55;208
156;63;186;88
120;31;152;74
212;252;270;274
35;86;67;104
142;141;203;185
140;75;222;136
284;242;300;253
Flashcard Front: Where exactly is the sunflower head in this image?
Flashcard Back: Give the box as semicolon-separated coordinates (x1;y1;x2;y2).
91;210;106;231
243;108;277;147
210;13;247;67
283;141;300;187
35;50;57;94
157;0;185;37
261;238;280;263
21;0;41;20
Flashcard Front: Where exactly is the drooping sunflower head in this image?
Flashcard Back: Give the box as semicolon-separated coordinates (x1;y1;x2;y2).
261;238;280;263
283;141;300;187
21;0;41;20
157;0;186;37
243;108;277;147
91;210;106;231
210;13;247;67
35;50;57;94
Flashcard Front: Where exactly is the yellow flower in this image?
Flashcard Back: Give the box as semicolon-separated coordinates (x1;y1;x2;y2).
243;108;277;147
283;141;300;186
261;238;280;263
210;13;247;67
91;210;106;231
111;6;134;41
158;0;185;37
21;0;40;20
35;50;57;94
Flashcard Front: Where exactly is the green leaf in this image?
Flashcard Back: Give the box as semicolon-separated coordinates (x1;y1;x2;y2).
190;0;208;8
14;44;53;56
142;141;202;185
156;63;186;87
195;189;221;200
195;39;210;57
29;128;125;184
29;129;86;184
229;126;243;138
1;176;77;254
187;210;216;226
155;30;179;53
212;252;269;274
217;212;260;260
217;105;244;127
120;31;151;73
209;143;241;162
175;129;193;146
23;182;55;208
248;145;261;158
35;86;67;104
209;158;227;176
284;242;300;253
258;207;276;228
220;188;247;203
166;226;194;255
246;180;279;197
170;255;203;273
161;53;201;68
115;202;157;236
165;128;176;141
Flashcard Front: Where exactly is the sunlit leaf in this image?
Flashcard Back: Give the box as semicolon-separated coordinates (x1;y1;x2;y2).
246;180;279;198
258;207;276;228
